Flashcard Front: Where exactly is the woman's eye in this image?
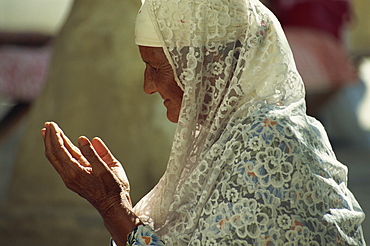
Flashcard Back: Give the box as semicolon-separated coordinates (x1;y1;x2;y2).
145;63;158;72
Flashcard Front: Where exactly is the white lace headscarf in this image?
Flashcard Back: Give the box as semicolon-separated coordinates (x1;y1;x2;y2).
134;0;365;244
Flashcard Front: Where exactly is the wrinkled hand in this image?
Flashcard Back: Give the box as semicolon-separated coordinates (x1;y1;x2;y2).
41;122;132;214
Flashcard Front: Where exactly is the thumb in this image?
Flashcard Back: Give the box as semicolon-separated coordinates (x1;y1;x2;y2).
91;137;118;165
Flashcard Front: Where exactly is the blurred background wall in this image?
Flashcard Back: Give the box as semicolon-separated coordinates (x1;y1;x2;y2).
0;0;369;245
349;0;370;56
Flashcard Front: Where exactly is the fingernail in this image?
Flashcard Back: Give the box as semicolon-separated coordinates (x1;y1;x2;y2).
78;136;90;147
93;136;102;142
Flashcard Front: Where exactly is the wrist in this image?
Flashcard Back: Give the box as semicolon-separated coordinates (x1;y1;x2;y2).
93;190;132;215
100;200;143;245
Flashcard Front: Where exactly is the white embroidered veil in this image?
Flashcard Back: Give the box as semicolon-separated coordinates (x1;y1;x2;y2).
133;0;365;244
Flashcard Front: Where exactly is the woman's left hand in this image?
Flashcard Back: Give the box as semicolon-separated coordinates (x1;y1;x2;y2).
41;122;132;213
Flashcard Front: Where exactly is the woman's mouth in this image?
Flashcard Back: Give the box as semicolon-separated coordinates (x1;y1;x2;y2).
164;99;170;106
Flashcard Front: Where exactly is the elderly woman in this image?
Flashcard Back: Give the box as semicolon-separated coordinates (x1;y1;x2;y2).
42;0;366;245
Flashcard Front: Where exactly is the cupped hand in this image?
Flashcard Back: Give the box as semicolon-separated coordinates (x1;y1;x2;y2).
41;122;132;213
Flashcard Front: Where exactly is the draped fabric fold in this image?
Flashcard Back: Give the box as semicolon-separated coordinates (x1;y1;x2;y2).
134;0;365;244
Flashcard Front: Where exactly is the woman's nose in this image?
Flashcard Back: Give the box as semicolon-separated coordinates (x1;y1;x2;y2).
143;69;158;95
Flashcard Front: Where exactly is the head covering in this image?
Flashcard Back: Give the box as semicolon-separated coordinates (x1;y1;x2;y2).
135;0;162;47
134;0;365;244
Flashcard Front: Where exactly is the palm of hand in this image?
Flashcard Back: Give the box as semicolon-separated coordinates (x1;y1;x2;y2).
42;122;132;213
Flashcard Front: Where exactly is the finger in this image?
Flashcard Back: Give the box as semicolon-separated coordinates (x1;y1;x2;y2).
43;122;64;172
41;128;46;139
49;122;68;150
48;122;91;168
49;122;84;171
61;133;92;168
91;138;130;191
91;137;118;165
55;129;91;166
78;136;109;175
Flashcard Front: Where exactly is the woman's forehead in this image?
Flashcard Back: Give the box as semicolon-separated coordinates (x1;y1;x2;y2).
138;46;166;64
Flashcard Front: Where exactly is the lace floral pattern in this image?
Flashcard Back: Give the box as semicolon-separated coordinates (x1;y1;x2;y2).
187;103;365;245
133;0;365;245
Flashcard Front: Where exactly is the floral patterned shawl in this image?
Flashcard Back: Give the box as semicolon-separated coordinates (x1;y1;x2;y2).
133;0;366;244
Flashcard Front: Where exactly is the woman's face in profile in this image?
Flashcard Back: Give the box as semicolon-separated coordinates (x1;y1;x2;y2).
139;46;184;123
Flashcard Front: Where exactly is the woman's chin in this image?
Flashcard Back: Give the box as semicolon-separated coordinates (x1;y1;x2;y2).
166;111;179;123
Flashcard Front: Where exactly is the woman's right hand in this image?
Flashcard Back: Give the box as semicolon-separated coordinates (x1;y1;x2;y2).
41;122;142;245
41;122;132;212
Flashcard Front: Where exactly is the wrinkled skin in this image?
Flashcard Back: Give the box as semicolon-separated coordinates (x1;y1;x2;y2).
41;122;142;245
139;45;183;123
